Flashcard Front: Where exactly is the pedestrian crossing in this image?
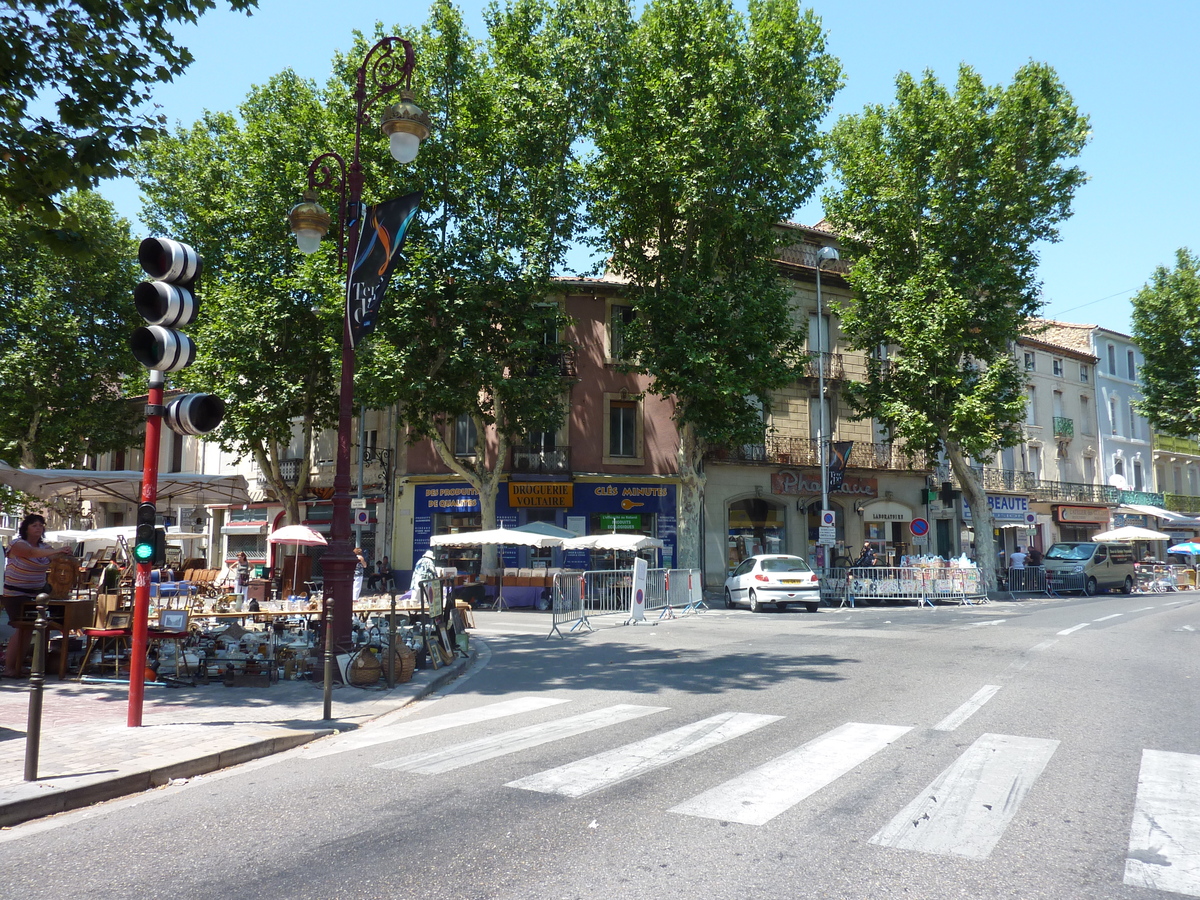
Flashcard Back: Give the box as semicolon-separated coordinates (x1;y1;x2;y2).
347;694;1200;896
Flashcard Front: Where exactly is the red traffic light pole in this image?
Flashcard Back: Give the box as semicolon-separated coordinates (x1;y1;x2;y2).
128;370;164;727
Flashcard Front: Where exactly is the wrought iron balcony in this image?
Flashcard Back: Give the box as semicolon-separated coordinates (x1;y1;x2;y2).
776;241;853;275
1154;433;1200;455
256;457;304;489
526;345;578;378
1165;493;1200;514
1053;416;1074;439
709;436;929;471
948;466;1118;504
511;445;571;474
799;351;843;381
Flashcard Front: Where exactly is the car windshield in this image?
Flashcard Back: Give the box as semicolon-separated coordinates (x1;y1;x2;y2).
1045;543;1096;561
760;556;812;573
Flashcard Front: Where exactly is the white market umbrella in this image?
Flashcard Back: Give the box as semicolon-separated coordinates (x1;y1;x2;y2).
560;533;664;552
1091;525;1171;542
268;525;328;593
1168;542;1200;555
428;526;563;609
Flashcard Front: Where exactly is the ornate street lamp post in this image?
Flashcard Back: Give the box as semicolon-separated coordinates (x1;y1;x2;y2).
287;36;430;650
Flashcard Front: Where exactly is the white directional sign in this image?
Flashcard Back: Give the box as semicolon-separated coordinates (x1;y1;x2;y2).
818;526;837;544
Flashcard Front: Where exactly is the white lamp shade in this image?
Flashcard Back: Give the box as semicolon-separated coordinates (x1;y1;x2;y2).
293;228;323;255
389;131;420;164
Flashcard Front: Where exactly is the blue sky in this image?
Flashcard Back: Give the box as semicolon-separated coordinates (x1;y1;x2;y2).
98;0;1199;335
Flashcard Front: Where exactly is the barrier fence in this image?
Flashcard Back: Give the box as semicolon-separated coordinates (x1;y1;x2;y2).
548;568;705;638
1005;566;1047;595
820;566;987;607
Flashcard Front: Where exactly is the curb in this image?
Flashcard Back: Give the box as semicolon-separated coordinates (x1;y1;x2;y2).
0;647;477;829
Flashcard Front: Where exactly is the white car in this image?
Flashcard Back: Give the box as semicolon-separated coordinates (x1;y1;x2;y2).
724;554;821;613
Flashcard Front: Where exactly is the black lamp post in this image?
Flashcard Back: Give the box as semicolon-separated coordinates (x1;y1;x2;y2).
287;36;430;650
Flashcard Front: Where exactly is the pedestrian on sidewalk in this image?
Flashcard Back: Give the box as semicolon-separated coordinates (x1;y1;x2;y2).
3;513;72;676
1010;546;1027;569
353;548;366;605
235;552;250;603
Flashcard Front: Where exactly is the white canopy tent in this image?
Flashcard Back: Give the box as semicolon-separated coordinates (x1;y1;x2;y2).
428;527;563;609
1091;525;1172;542
560;533;664;552
0;461;250;507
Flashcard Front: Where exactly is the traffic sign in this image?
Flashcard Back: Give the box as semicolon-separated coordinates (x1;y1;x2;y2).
350;498;368;509
820;509;836;527
910;517;930;537
818;526;837;544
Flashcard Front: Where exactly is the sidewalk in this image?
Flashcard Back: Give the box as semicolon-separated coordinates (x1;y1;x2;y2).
0;650;473;828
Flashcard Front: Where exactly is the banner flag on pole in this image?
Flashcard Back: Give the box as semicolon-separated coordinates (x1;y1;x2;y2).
828;441;854;492
347;190;422;348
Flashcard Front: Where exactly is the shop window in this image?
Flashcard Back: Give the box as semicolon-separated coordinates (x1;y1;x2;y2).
454;414;478;457
603;394;643;464
726;498;786;571
607;300;636;363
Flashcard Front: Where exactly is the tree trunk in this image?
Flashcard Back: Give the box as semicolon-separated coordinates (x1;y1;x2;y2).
944;438;998;592
676;423;706;572
429;411;507;574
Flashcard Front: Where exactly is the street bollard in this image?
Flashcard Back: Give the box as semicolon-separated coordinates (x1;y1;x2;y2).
24;599;49;782
322;607;334;721
387;590;397;689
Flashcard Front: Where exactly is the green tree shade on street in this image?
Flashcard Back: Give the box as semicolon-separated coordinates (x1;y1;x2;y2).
135;71;342;525
1131;249;1200;438
0;190;143;469
585;0;842;568
823;62;1089;588
0;0;256;242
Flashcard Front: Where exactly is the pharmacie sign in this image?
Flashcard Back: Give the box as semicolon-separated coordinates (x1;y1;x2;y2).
507;482;574;508
962;494;1034;524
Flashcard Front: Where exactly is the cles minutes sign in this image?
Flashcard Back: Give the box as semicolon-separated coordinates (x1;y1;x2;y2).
508;482;574;508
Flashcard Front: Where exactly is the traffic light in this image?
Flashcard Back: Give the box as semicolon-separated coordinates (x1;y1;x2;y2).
130;237;200;372
153;526;167;568
130;237;226;435
134;502;157;563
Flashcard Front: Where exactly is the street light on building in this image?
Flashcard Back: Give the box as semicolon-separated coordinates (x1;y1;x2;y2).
287;36;430;650
816;244;839;565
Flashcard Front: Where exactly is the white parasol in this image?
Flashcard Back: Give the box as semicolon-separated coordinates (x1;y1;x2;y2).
428;526;563;609
1091;525;1171;542
560;533;665;552
268;525;328;593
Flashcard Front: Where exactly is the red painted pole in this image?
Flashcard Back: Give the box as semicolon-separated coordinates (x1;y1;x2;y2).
128;371;164;726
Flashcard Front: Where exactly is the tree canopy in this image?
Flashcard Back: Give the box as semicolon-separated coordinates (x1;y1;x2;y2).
585;0;842;566
1;0;256;237
823;62;1089;584
1131;248;1200;438
0;190;143;468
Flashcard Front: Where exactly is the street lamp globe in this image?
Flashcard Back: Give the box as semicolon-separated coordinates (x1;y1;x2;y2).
817;245;839;266
287;192;331;254
380;92;432;164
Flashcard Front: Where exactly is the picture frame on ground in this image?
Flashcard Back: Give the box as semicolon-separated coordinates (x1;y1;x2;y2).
425;634;442;669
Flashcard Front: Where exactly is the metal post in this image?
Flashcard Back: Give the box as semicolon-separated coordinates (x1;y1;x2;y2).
387;589;397;689
322;606;335;720
816;261;829;565
24;601;48;781
129;369;164;727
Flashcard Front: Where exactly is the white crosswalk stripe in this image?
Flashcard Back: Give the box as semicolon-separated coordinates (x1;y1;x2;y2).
1125;749;1200;896
373;704;667;774
304;696;569;758
507;712;782;798
870;733;1059;859
669;722;910;825
932;684;1001;732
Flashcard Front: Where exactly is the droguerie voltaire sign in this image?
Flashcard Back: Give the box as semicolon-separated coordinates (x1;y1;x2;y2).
507;482;574;508
771;469;878;498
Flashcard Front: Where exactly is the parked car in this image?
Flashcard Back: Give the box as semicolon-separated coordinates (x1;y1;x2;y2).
1042;541;1136;595
724;554;821;612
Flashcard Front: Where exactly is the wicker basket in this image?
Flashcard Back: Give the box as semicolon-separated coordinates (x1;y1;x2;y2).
349;648;383;686
381;645;417;684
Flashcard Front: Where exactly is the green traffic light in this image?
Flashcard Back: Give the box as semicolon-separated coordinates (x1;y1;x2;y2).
134;543;154;562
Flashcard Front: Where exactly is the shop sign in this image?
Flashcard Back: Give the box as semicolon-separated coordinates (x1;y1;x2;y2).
1113;513;1148;528
508;482;574;508
600;514;642;530
771;469;877;497
962;494;1032;523
421;484;481;512
864;500;911;522
1055;505;1109;524
1168;531;1196;544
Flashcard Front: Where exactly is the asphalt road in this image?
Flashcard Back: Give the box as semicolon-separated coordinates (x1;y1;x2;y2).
4;593;1200;900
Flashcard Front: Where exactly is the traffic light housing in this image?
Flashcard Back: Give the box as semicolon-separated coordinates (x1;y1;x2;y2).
166;393;226;435
134;502;157;563
153;526;167;568
130;238;201;372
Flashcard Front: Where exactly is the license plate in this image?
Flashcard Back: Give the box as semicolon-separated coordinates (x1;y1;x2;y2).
780;579;801;585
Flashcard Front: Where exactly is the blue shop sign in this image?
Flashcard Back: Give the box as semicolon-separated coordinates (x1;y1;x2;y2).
962;494;1035;524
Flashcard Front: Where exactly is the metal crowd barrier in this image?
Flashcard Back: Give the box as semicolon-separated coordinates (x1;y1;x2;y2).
1134;564;1196;593
825;566;987;607
1044;571;1087;595
548;567;705;637
1005;566;1047;595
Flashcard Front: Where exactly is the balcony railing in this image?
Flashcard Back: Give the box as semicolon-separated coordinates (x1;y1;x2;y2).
948;466;1120;504
255;457;304;490
709;436;929;471
776;241;853;275
526;345;578;378
1164;492;1200;514
1154;433;1200;455
1119;489;1165;507
511;445;571;474
799;351;843;381
1053;416;1074;439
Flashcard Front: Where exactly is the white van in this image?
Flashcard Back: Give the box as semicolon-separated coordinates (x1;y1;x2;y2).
1042;542;1137;595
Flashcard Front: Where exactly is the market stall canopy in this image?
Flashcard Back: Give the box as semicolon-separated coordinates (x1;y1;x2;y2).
428;527;563;548
0;461;250;506
1091;525;1172;542
44;526;206;547
560;533;664;551
509;521;579;539
1168;542;1200;555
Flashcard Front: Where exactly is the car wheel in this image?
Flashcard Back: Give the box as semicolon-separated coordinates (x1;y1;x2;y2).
748;589;762;613
1084;577;1098;596
724;588;734;609
805;602;819;613
1122;575;1133;595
